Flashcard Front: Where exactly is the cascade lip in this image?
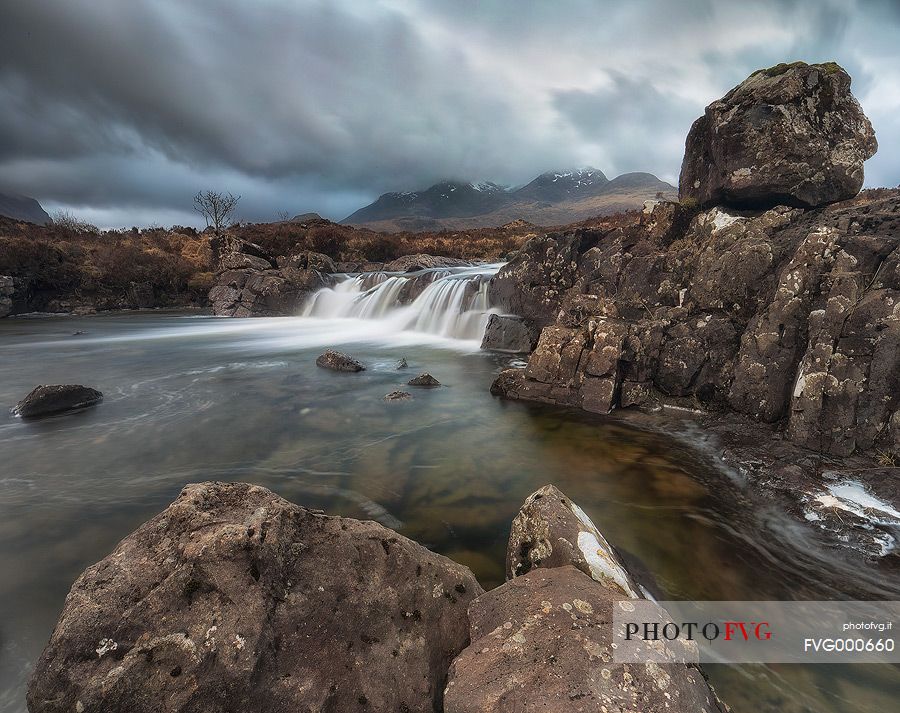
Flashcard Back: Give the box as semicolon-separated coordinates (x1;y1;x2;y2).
332;262;507;278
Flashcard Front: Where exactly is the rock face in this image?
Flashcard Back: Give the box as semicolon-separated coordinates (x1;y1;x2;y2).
27;482;482;713
208;239;333;317
680;62;877;210
444;487;726;713
408;373;441;387
480;313;540;353
316;349;366;372
490;192;900;457
12;385;103;419
383;254;471;272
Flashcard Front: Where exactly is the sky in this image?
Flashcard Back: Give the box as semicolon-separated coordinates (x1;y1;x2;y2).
1;0;899;228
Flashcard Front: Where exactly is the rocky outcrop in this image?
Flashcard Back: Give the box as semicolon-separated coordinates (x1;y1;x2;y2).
480;313;540;352
384;254;471;272
0;275;13;318
490;64;895;459
444;487;726;713
27;482;482;713
208;238;333;317
316;349;366;372
12;385;103;419
491;193;900;457
408;373;441;387
680;62;877;209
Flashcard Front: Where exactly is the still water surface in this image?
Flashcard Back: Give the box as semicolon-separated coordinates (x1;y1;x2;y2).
0;312;897;712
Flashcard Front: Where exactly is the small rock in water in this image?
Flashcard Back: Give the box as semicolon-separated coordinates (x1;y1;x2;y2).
383;390;412;401
408;373;440;387
12;384;103;419
315;350;366;372
71;330;85;336
395;357;408;369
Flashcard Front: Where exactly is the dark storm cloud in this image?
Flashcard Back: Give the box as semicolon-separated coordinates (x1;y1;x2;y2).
0;0;898;227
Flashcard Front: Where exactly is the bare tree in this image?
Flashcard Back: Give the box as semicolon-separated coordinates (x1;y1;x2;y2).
193;190;240;234
276;210;290;222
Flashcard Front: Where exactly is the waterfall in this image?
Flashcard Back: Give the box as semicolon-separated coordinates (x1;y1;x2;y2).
301;264;502;341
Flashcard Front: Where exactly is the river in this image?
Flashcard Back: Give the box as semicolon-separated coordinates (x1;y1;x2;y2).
0;266;897;712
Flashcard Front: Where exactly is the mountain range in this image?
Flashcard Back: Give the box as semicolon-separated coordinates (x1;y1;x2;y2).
342;168;676;231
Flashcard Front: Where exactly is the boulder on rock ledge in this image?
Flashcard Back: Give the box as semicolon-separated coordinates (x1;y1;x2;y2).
680;61;877;209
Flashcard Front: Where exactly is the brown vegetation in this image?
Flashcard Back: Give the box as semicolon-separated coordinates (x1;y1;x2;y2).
0;210;637;314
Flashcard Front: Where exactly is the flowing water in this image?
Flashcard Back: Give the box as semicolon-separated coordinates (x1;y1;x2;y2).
0;266;897;712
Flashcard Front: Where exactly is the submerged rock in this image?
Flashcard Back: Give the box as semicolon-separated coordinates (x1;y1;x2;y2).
12;385;103;419
316;349;366;372
27;482;482;713
408;373;441;387
384;390;412;401
396;357;409;369
479;313;540;353
680;61;877;209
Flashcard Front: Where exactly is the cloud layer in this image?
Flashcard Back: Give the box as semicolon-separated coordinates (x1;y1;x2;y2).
1;0;898;227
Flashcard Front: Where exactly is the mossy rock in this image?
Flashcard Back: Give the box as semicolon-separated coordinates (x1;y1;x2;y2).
753;60;845;79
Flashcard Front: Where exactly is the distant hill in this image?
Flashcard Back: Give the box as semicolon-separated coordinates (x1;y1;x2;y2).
342;168;675;232
0;192;50;225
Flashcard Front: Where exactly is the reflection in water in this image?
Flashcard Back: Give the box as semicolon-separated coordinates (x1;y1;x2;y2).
0;312;897;713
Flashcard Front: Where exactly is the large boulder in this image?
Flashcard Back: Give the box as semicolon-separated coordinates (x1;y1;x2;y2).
12;385;103;419
27;482;482;713
506;485;640;597
680;61;877;209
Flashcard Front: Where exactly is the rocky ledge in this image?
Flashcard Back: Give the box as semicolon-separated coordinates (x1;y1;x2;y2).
28;482;726;713
208;236;335;317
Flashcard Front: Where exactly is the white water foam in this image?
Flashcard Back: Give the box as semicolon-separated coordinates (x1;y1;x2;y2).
301;263;503;342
